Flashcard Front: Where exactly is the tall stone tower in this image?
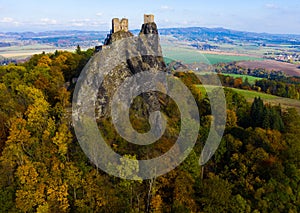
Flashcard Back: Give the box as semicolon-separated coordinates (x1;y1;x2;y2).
120;18;128;32
144;14;154;24
112;18;128;33
141;14;157;34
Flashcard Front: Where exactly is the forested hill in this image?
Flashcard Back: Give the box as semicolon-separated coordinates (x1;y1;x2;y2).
1;26;300;49
0;49;300;212
157;27;300;44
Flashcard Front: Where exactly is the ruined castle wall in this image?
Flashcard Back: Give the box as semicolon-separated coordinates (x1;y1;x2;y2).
112;18;120;33
112;18;128;33
144;14;154;24
120;18;128;32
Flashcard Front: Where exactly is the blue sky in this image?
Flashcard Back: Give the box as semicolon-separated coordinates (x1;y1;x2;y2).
0;0;300;34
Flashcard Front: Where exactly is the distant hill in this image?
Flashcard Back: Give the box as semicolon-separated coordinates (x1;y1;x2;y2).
1;27;300;48
156;27;300;45
0;30;109;48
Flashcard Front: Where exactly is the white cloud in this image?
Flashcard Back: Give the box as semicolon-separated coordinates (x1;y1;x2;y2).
265;3;279;9
0;17;20;26
69;19;105;27
71;22;84;27
40;18;57;25
160;5;173;11
0;17;14;23
96;12;103;16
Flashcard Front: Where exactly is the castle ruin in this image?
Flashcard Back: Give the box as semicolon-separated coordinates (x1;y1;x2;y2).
112;18;129;33
95;14;156;52
112;14;155;33
144;14;154;24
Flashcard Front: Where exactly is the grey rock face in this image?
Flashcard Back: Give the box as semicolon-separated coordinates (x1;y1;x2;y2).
92;21;166;119
140;23;159;35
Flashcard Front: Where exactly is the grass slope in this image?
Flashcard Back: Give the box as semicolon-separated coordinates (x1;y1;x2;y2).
196;85;300;113
221;74;263;84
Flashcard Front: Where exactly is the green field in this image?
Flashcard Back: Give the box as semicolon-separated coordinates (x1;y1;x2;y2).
230;88;278;100
162;45;262;65
232;88;300;113
196;85;300;113
221;74;263;84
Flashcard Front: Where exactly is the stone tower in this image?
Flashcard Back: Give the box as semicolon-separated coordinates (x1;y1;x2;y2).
112;18;128;33
144;14;154;24
120;18;128;32
112;18;120;33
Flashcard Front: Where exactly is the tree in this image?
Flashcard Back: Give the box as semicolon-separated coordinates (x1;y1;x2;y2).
250;97;264;128
173;171;197;212
227;109;238;127
76;45;82;54
242;77;251;89
199;174;233;212
233;78;243;88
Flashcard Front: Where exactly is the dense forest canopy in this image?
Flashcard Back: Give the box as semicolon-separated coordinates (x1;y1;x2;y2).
0;49;300;212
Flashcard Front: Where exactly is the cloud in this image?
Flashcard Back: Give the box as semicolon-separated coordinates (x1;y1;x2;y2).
71;22;84;27
40;18;57;25
0;17;58;28
265;3;279;9
160;5;173;11
0;17;20;26
0;17;14;23
96;12;103;16
69;19;106;27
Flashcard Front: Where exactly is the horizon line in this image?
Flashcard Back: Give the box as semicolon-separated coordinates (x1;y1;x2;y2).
1;26;300;37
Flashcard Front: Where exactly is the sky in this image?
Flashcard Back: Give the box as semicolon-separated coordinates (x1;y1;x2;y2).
0;0;300;34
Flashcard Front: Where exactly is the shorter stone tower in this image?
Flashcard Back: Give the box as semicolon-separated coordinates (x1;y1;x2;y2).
144;14;154;24
112;18;120;33
112;18;128;33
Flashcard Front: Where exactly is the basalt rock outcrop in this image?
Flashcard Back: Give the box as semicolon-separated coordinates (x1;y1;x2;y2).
93;15;166;119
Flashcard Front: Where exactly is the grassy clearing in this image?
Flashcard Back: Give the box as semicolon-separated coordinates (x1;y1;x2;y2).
231;88;300;113
230;88;278;100
196;85;279;100
195;85;300;113
221;74;263;84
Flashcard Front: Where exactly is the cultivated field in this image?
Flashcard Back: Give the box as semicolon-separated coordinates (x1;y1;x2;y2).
237;60;300;77
162;45;262;65
0;45;75;59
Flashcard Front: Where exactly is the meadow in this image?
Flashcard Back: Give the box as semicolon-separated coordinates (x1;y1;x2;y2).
232;88;300;113
196;85;300;113
221;74;263;84
162;45;262;65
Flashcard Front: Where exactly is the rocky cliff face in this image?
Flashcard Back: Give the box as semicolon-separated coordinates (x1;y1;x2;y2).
104;31;134;45
72;20;200;175
140;22;159;35
93;21;166;119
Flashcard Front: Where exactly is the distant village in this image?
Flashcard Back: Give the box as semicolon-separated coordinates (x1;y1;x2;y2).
274;53;300;63
264;52;300;64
